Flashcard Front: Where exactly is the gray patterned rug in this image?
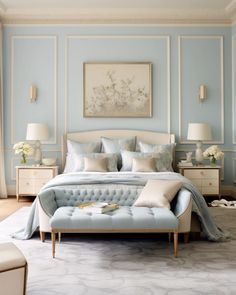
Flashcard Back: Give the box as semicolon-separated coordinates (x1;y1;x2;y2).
0;207;236;295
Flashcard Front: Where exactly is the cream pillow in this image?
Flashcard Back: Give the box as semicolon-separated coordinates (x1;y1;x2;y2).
134;179;182;209
132;157;156;172
83;157;108;172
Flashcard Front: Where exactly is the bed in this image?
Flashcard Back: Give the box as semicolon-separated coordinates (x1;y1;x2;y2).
12;129;229;242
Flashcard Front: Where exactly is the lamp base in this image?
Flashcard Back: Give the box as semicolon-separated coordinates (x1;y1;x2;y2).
195;141;204;165
34;140;42;165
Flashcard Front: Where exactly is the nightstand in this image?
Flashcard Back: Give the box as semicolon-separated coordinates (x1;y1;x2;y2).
178;165;221;198
16;166;58;201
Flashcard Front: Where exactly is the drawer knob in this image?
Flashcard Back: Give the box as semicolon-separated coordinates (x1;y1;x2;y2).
200;171;204;176
26;182;29;185
209;182;212;186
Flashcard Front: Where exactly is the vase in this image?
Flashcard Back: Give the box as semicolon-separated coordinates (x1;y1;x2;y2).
210;157;216;166
21;154;27;164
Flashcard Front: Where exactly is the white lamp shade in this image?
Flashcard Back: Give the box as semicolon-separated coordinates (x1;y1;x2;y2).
187;123;212;141
26;123;49;141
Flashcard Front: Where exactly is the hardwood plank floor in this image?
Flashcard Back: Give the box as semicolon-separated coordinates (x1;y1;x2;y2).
0;196;34;222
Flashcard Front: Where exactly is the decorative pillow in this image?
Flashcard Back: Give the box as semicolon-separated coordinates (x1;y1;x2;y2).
67;139;101;154
101;136;136;153
132;157;156;172
134;179;182;209
74;153;118;172
138;141;175;171
121;150;173;172
63;140;102;173
83;157;108;172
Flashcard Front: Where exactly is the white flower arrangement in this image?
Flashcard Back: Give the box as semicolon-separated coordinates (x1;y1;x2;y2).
203;145;224;165
13;141;34;164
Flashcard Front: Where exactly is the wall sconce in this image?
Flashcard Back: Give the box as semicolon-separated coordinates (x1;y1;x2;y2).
199;85;207;101
30;85;37;103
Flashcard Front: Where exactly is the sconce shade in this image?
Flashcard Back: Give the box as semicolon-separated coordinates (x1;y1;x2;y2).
187;123;212;141
26;123;49;141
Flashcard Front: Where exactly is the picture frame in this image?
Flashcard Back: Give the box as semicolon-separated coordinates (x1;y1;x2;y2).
83;62;152;117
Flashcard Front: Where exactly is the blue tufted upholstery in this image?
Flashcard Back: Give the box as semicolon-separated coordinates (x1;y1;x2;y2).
38;185;143;217
50;206;178;230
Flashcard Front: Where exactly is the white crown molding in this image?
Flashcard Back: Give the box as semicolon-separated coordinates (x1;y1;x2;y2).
1;17;232;26
10;35;58;145
178;35;224;145
64;35;171;134
0;8;231;20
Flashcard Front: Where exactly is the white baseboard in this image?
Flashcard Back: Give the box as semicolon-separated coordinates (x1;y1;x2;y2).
7;184;236;198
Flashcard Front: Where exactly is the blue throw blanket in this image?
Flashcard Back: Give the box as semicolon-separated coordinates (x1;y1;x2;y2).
11;171;230;241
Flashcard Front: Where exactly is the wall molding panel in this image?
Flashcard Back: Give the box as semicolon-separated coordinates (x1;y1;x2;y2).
233;34;236;144
3;25;236;188
10;35;58;145
64;35;171;133
178;35;224;144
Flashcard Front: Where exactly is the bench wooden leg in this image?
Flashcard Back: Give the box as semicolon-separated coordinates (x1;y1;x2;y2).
173;232;178;258
51;232;56;258
58;232;61;243
40;231;45;242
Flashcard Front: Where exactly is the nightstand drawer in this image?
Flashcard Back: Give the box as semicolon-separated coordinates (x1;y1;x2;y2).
184;169;218;179
202;186;219;195
188;179;202;187
202;179;218;186
18;179;35;194
34;179;51;192
19;169;53;179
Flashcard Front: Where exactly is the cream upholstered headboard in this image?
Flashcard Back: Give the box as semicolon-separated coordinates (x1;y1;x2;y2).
62;129;175;169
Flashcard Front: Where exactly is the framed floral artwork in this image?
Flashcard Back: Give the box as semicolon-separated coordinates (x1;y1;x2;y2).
83;62;152;117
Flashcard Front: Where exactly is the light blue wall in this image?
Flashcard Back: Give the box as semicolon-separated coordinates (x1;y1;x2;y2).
3;24;236;187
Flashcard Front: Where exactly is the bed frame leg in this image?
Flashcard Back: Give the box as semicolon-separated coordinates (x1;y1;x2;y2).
173;232;178;258
51;232;56;258
40;231;45;242
184;232;190;244
168;232;171;243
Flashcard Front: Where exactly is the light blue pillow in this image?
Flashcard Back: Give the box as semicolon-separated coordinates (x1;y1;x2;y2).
101;136;136;168
101;136;136;153
63;140;102;173
67;140;101;154
138;141;174;171
138;141;174;154
121;150;173;172
74;153;118;172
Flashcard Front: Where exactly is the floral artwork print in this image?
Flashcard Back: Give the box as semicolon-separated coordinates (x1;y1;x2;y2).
83;63;152;117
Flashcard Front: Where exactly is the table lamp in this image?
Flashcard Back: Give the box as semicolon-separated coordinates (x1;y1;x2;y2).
187;123;212;165
26;123;49;165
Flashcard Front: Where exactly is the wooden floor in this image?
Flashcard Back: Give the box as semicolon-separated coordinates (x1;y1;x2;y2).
0;196;34;222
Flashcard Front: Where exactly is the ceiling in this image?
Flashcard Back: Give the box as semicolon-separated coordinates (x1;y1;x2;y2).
0;0;236;24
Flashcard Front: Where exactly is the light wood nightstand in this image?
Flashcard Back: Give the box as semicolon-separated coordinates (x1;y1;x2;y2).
178;165;221;198
16;166;58;201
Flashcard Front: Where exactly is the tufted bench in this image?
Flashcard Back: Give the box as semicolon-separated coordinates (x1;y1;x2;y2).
50;206;179;258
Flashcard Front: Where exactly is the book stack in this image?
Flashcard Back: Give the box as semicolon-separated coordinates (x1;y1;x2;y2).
79;202;119;214
178;160;193;167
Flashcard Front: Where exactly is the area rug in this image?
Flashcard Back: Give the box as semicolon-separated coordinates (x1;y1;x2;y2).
0;207;236;295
